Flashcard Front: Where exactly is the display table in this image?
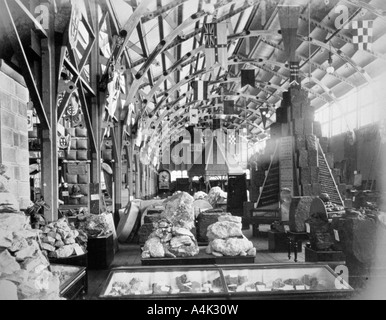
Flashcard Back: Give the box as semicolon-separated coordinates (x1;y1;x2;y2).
141;248;255;266
287;232;309;262
50;264;88;300
87;233;114;269
268;231;302;253
99;264;354;300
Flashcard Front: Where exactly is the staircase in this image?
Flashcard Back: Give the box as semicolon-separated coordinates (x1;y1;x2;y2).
257;143;280;208
318;142;344;206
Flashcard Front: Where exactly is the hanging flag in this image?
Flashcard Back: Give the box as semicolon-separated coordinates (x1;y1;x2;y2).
189;108;199;125
191;80;209;101
204;22;228;70
212;118;222;131
228;130;237;146
352;20;374;51
224;100;236;115
260;108;269;129
241;69;255;88
289;61;300;86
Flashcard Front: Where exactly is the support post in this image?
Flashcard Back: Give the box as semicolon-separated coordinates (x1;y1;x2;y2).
41;3;58;221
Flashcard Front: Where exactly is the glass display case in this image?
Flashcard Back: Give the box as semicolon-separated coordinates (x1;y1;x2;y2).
50;264;87;300
99;264;354;300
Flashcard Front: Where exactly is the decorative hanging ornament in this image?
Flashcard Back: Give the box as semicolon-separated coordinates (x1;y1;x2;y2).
58;134;71;150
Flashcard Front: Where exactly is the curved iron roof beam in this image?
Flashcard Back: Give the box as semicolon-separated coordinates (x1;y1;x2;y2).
260;38;357;88
125;0;253;104
298;14;386;61
297;35;372;83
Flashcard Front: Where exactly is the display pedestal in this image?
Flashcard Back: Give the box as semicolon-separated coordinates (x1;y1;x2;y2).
268;231;302;253
142;248;255;266
305;246;346;263
87;233;114;269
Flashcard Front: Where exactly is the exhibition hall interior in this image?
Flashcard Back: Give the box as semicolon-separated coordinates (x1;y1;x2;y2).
0;0;386;300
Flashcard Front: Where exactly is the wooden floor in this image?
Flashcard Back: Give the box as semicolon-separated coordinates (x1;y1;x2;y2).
85;227;307;300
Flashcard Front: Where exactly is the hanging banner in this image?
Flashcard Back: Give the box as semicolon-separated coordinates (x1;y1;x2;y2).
189;108;199;125
241;69;256;88
204;22;228;70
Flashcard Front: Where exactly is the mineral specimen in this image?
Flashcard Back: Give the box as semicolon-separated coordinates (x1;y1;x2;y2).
206;221;244;240
162;192;195;230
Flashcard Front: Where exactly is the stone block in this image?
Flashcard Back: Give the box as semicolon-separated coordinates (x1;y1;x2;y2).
294;118;304;135
1;128;13;146
295;135;306;150
292;102;303;120
19;134;28;150
289;196;313;232
302;184;312;196
11;97;18;113
270;122;282;139
16;149;28;166
310;166;320;183
308;149;318;167
20;166;29;182
15;83;29;102
303;106;315;121
14;166;20;180
298;150;308;168
16;116;27;133
0;72;15;94
1;110;16;128
306;134;318;151
2;147;16;163
281;123;290;137
300;167;311;185
18;101;28;117
313;121;323;138
13;132;20;147
19;197;31;210
304;120;313;135
18;182;30;197
311;183;322;196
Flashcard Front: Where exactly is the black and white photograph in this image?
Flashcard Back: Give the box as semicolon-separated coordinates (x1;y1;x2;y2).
0;0;386;305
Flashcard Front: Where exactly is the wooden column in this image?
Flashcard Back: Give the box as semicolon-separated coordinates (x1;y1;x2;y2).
89;0;102;213
113;121;123;222
41;3;58;221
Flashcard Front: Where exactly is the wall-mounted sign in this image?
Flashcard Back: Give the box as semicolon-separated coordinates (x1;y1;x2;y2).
158;170;171;190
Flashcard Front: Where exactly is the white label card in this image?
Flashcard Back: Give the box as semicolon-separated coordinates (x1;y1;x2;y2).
334;229;340;242
91;194;99;201
74;246;84;256
306;223;311;233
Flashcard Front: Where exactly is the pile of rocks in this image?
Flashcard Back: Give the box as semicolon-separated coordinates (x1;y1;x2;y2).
206;216;256;257
0;213;62;300
141;219;199;259
40;218;87;259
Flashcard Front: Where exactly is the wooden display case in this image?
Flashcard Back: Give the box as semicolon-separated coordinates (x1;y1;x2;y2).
99;264;354;300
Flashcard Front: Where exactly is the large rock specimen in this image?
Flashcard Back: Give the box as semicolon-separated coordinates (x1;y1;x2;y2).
206;215;256;257
207;237;255;257
141;218;199;259
207;221;243;241
207;187;227;207
197;211;231;243
0;212;62;300
162;192;195;230
289;197;314;232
